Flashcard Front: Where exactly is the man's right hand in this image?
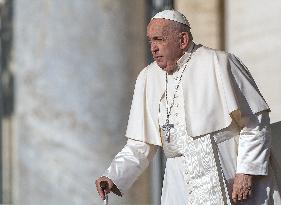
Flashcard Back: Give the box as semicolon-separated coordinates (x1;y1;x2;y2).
95;176;122;200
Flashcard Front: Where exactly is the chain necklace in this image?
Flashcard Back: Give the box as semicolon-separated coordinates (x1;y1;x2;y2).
161;52;193;142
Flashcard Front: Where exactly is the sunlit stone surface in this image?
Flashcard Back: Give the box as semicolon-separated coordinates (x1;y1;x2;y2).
175;0;224;49
226;0;281;123
12;1;150;204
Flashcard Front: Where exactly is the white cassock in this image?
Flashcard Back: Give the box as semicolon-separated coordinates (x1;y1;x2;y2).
103;43;281;204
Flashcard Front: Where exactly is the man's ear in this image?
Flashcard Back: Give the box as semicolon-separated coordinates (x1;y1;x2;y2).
179;32;189;50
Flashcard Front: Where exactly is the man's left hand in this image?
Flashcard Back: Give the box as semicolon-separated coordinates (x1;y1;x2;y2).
232;173;254;203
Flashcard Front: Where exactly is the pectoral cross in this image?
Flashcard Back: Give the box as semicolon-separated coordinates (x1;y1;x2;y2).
162;119;174;142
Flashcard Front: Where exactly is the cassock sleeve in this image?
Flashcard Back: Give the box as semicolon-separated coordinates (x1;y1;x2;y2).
234;111;271;175
102;139;158;194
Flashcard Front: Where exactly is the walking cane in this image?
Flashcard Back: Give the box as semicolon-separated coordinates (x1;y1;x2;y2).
100;181;109;205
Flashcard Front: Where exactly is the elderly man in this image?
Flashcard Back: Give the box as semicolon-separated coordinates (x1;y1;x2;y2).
96;10;281;204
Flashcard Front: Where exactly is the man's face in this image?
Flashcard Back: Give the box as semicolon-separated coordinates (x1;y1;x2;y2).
147;19;184;72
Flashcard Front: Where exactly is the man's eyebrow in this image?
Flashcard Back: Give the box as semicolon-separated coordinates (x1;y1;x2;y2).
147;36;164;40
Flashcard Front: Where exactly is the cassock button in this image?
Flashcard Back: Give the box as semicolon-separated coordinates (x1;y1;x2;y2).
185;171;188;175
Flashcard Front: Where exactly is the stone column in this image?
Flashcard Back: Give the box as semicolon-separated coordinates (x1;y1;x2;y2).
225;0;281;123
175;0;225;49
12;1;150;204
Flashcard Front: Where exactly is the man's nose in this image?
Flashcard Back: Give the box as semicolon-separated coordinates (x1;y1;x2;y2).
150;42;159;53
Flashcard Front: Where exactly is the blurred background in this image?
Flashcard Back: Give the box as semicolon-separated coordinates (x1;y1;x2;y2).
0;0;280;205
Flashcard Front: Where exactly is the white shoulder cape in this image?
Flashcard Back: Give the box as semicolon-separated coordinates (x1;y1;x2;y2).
125;45;270;146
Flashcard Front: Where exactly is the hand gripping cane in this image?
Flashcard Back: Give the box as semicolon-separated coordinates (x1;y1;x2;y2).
100;181;109;205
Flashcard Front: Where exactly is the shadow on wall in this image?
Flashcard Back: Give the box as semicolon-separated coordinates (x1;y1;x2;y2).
270;121;281;189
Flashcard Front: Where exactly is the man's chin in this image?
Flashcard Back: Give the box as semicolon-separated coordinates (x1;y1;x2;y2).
155;61;176;73
156;62;166;69
157;63;176;73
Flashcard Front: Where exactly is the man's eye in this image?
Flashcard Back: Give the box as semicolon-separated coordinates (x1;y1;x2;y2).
147;38;165;44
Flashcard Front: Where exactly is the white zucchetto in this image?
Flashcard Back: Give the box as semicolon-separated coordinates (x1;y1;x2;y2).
152;10;191;28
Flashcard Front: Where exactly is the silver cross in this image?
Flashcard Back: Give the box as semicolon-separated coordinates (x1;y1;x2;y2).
162;119;174;142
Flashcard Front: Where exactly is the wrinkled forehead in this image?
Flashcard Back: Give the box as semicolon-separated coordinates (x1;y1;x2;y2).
147;18;175;37
147;18;170;30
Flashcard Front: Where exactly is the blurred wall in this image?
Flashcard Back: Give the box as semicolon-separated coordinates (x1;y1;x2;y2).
225;0;281;123
175;0;224;49
11;0;149;205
